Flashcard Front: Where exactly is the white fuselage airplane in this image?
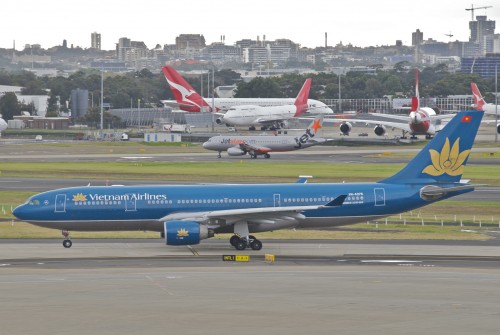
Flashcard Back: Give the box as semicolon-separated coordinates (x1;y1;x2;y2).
203;115;328;158
161;66;333;128
331;70;453;139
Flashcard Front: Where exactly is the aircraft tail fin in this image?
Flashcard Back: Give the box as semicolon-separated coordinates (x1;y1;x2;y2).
411;69;420;112
293;78;312;117
471;83;486;111
161;66;211;112
381;110;484;184
304;115;324;137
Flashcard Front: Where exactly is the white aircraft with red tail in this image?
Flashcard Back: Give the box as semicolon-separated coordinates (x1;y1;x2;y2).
330;69;454;139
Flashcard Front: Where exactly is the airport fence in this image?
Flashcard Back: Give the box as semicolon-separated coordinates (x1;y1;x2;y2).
369;210;500;229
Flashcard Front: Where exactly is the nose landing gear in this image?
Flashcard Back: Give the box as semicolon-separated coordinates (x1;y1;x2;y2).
62;230;72;248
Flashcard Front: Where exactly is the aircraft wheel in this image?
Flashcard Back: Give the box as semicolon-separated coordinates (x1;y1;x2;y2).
264;154;270;159
230;235;240;246
251;154;257;159
63;240;72;248
234;239;247;250
250;239;262;251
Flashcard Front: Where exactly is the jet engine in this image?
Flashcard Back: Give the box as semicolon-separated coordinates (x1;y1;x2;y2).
164;221;212;245
227;147;247;156
373;124;387;136
339;122;352;135
215;117;225;125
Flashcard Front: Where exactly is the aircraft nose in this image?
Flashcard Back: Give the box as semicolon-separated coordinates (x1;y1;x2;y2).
12;204;25;219
410;112;421;124
202;142;209;149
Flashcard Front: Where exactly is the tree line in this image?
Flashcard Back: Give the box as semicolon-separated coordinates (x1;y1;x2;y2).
0;63;497;121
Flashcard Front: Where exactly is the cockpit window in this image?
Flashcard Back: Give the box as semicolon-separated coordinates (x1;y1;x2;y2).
29;199;40;205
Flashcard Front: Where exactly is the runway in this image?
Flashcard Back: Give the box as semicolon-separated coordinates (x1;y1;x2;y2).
1;240;500;335
2;145;500;165
2;140;500;334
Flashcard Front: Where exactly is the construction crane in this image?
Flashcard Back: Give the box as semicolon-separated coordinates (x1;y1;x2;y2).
465;4;492;21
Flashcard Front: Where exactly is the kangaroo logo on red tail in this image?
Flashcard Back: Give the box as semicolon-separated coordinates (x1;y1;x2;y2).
471;83;485;111
162;66;210;112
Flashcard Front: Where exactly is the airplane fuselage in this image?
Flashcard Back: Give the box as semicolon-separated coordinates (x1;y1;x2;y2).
203;134;323;154
207;98;332;115
14;182;468;233
220;104;300;127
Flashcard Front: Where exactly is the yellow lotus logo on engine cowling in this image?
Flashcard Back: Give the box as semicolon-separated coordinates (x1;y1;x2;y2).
177;228;189;237
72;193;87;202
422;138;470;177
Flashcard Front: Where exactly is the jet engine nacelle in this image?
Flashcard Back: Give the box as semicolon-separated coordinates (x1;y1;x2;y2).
373;125;387;136
164;221;211;245
215;117;225;125
227;147;247;156
339;122;352;135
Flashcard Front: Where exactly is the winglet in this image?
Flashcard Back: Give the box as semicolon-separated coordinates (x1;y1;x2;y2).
161;66;211;112
295;175;313;183
323;194;347;207
293;78;312;117
471;83;485;111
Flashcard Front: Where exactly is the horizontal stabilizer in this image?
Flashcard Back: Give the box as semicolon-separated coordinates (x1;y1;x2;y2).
322;195;347;207
420;184;483;201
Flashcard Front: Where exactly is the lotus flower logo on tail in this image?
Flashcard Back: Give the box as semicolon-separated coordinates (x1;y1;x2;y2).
422;138;470;177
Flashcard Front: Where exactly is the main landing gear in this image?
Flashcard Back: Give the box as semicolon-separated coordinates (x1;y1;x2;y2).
229;235;263;251
62;230;72;248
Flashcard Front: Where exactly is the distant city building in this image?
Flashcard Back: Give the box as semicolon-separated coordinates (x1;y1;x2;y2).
91;32;101;50
243;44;291;66
201;43;241;62
461;54;500;78
117;37;131;60
116;37;148;67
176;34;206;51
235;39;257;49
90;60;129;72
469;15;496;56
412;29;423;46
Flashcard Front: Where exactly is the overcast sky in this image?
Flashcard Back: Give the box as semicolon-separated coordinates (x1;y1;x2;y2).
1;0;499;50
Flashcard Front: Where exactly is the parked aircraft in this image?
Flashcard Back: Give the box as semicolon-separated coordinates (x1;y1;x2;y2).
160;66;333;116
332;70;453;139
214;78;312;130
203;115;328;158
0;115;7;135
13;109;483;250
471;83;500;133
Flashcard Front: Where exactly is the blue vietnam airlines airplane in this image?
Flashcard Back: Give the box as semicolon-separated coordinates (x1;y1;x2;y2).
13;110;484;250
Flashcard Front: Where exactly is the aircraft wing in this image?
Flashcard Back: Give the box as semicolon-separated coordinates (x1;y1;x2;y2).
160;100;181;109
254;115;290;124
323;118;413;133
369;113;409;122
159;195;347;226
